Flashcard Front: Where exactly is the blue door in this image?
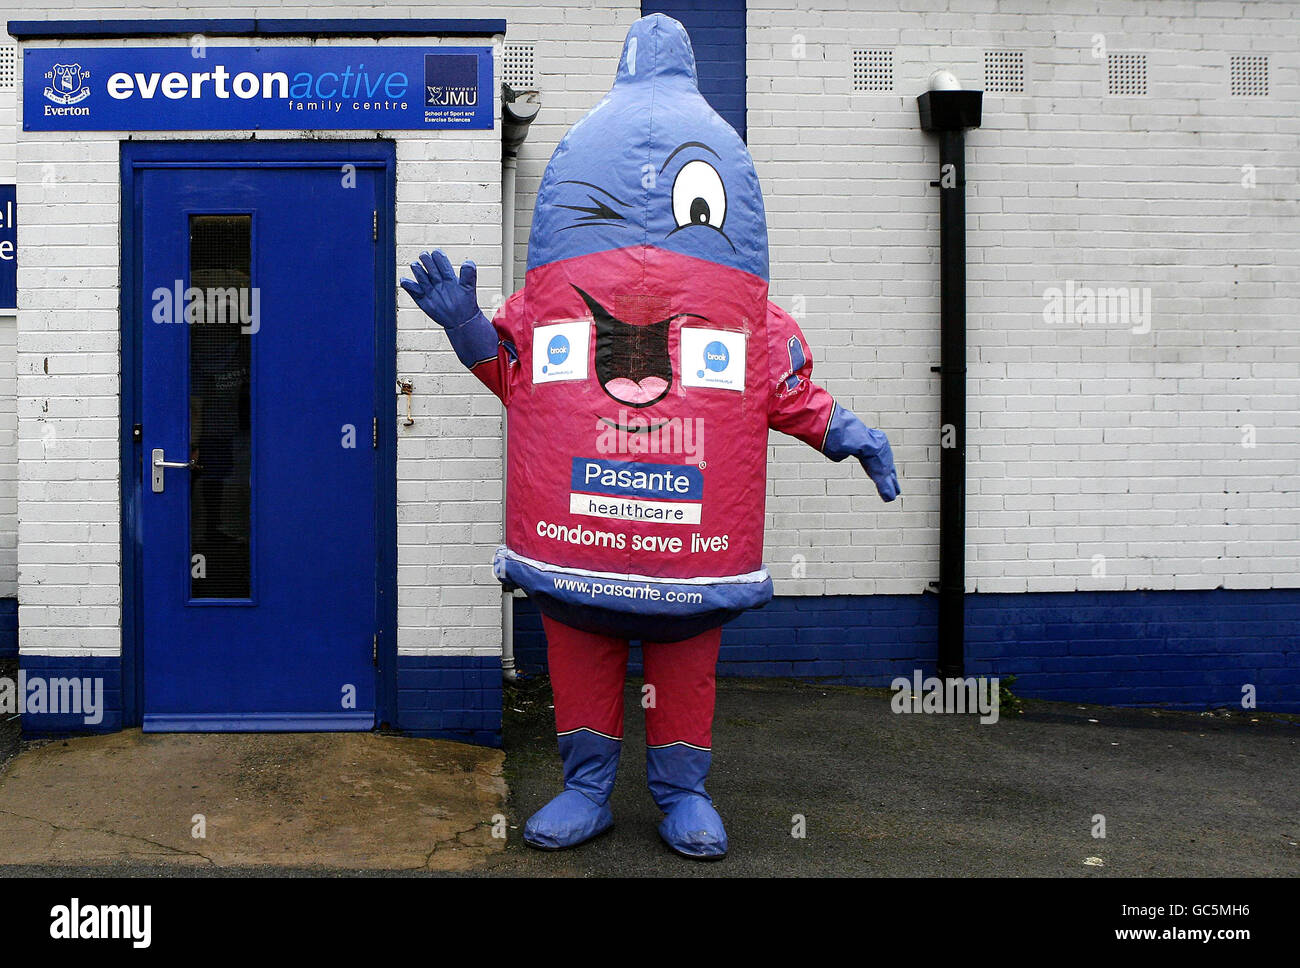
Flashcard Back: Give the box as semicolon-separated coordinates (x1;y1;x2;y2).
133;152;383;730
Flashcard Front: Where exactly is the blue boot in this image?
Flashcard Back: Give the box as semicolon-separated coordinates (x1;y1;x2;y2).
524;730;619;850
647;744;728;860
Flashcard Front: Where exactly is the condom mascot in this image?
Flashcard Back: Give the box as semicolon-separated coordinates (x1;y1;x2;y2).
402;14;898;859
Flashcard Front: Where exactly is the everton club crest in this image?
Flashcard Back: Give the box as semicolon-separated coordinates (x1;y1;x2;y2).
43;64;91;106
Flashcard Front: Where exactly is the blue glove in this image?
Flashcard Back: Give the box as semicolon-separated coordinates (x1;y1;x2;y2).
823;405;901;502
400;249;499;369
859;434;900;502
401;249;481;329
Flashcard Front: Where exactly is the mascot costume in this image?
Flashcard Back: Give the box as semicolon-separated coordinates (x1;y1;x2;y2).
403;14;899;859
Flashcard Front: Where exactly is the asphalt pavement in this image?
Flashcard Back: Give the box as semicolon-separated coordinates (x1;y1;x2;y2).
0;673;1296;877
484;675;1300;877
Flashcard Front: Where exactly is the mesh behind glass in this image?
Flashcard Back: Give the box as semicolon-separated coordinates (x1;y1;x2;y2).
188;214;252;599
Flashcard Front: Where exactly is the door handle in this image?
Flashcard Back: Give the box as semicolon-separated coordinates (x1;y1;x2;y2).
151;448;196;492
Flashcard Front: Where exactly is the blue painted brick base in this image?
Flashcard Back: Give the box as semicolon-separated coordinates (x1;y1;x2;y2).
0;598;17;659
12;587;1295;741
964;589;1300;711
17;654;124;735
13;652;505;745
395;654;503;747
512;588;1300;713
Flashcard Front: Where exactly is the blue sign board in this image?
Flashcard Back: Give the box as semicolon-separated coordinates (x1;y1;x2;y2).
23;46;492;131
0;186;14;311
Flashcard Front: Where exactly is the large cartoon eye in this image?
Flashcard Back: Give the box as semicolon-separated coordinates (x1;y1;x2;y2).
672;160;726;231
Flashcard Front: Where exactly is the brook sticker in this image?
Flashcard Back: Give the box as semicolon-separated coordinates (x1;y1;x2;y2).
680;327;746;391
533;320;591;384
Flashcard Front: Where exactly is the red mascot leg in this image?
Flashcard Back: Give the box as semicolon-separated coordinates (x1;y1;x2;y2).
543;614;629;740
523;616;628;851
640;627;728;860
640;627;722;748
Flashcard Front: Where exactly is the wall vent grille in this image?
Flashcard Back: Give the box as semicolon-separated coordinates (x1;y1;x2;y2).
852;48;893;92
1230;54;1268;96
0;46;16;93
1107;52;1147;95
502;43;536;89
984;50;1025;93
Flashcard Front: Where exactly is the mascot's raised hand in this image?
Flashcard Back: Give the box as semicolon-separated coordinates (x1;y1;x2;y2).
401;250;502;370
401;249;480;328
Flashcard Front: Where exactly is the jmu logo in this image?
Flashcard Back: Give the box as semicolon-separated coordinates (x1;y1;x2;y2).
43;63;91;106
425;85;478;107
424;53;479;109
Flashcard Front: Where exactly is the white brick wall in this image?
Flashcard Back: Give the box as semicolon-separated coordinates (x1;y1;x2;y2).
392;113;505;658
749;0;1300;597
0;0;1296;664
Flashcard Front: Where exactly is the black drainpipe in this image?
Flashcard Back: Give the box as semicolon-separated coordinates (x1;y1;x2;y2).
917;83;982;679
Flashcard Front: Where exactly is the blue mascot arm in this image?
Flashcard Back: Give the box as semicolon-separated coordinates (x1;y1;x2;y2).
823;404;901;502
401;249;500;369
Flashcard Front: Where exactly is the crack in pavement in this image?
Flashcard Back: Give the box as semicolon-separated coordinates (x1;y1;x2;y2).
0;807;217;864
420;821;493;870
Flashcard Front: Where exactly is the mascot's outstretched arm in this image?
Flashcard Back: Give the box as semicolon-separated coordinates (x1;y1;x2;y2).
400;249;520;404
765;302;901;502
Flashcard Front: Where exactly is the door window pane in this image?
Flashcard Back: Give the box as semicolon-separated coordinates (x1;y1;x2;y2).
189;214;252;599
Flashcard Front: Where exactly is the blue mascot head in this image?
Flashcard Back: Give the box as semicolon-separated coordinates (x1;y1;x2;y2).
527;14;769;282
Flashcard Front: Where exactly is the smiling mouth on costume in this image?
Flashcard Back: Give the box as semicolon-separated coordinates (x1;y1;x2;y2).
573;285;705;409
599;416;671;434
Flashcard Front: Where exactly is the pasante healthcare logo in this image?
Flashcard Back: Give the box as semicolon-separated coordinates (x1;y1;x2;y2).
568;457;705;526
